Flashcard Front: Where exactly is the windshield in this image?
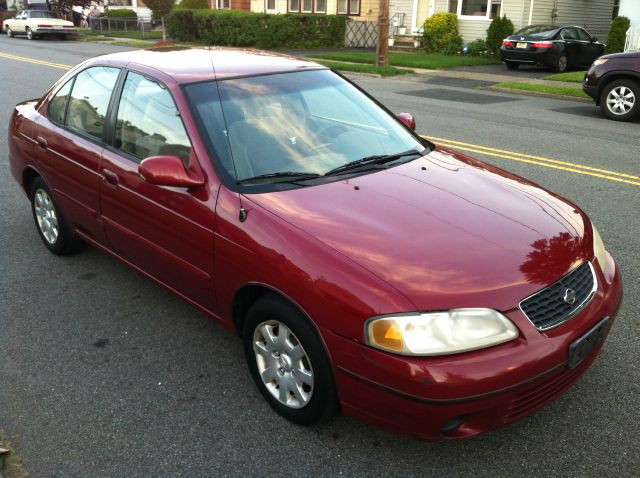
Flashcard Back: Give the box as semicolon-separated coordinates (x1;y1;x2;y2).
514;25;558;37
30;11;57;19
185;69;426;186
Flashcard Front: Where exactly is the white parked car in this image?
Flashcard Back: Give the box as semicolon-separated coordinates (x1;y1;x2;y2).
4;10;75;40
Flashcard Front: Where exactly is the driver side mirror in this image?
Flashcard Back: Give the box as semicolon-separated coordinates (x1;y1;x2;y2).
397;112;416;131
139;155;204;188
591;36;598;42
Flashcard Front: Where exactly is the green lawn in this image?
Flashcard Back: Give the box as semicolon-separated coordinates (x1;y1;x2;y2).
542;71;586;83
306;52;500;69
314;60;415;77
494;82;590;99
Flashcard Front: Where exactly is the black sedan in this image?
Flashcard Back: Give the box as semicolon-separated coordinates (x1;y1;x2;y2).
500;25;605;72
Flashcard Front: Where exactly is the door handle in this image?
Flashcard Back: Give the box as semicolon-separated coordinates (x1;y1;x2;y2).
102;169;119;187
36;136;48;149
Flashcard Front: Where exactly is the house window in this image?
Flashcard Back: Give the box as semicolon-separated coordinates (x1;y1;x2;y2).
301;0;313;12
217;0;230;8
449;0;502;19
337;0;347;14
265;0;276;11
315;0;326;13
348;0;359;14
288;0;300;11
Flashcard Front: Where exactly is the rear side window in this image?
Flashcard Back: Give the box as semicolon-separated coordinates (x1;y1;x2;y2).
66;66;120;140
48;79;73;125
562;28;579;40
115;72;191;164
577;28;591;41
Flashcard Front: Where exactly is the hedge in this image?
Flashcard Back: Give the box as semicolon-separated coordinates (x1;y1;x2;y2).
178;0;209;9
166;10;347;49
423;13;458;53
102;9;138;17
486;15;514;54
606;16;630;54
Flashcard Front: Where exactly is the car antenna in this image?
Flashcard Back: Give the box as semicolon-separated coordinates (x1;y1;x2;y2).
208;50;248;223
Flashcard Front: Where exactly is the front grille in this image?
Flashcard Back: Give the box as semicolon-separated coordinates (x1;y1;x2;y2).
520;262;597;330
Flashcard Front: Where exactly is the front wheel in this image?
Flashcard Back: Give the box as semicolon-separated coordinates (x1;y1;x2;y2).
554;53;568;73
26;27;34;40
505;61;519;70
243;294;338;425
30;177;83;255
6;26;14;38
600;79;639;122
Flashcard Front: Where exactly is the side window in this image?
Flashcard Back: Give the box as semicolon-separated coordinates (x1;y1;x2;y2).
66;66;119;140
48;79;74;125
562;27;578;40
577;28;591;41
115;72;191;164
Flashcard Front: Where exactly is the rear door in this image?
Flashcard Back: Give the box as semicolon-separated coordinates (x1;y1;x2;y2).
560;27;582;66
32;66;120;244
99;70;216;310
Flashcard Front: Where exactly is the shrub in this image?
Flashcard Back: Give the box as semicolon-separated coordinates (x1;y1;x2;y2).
166;9;197;40
442;35;464;55
168;10;347;49
177;0;209;9
605;16;630;53
423;13;458;53
467;38;487;55
486;15;514;54
102;8;137;17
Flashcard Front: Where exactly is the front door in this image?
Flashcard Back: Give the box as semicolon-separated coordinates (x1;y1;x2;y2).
99;71;216;310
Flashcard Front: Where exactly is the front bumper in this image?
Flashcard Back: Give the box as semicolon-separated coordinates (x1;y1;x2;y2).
325;258;623;440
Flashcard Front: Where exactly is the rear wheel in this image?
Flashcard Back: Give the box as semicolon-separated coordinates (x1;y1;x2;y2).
243;294;338;425
554;53;568;73
30;177;83;255
600;79;639;122
26;27;34;40
505;61;519;70
6;26;14;38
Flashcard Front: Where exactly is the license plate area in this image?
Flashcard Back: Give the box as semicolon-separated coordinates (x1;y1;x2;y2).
567;317;609;369
516;42;528;49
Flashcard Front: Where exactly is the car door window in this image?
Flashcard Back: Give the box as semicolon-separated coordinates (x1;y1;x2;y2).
114;72;191;165
48;79;74;125
577;28;591;41
562;28;578;40
66;67;120;141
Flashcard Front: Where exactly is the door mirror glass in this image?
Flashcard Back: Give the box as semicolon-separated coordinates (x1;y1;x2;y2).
397;112;416;131
139;155;204;188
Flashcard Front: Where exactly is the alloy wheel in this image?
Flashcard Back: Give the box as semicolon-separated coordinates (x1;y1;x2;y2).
34;189;59;244
26;28;33;40
252;320;314;409
606;86;636;116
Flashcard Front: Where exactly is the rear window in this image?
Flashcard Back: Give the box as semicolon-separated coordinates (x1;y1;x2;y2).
515;25;558;38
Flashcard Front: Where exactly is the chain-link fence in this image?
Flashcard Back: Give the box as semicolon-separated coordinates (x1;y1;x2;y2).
89;16;155;36
345;20;377;48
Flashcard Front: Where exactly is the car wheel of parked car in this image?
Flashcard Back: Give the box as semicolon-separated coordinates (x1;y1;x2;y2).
6;26;14;38
30;177;83;255
243;294;338;425
554;53;568;73
26;27;34;40
600;79;639;121
505;61;519;70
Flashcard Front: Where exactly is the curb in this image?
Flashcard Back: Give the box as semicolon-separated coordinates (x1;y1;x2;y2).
485;86;592;102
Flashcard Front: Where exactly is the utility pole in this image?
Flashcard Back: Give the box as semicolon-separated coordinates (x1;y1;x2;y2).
376;0;390;67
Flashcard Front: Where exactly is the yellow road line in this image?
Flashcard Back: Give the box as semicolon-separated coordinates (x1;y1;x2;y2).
434;141;640;187
0;52;71;70
425;135;639;181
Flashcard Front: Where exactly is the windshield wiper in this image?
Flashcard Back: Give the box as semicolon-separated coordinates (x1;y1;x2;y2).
238;171;322;185
325;150;423;176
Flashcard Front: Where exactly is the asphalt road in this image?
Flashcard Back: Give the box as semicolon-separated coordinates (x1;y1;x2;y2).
1;36;639;477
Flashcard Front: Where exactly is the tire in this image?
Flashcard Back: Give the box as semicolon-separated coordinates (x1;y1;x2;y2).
599;79;640;122
26;27;34;40
554;53;568;73
505;61;519;70
243;294;338;425
6;26;13;38
30;177;83;255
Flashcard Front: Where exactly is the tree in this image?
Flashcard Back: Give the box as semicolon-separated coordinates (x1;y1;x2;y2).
48;0;92;17
144;0;175;40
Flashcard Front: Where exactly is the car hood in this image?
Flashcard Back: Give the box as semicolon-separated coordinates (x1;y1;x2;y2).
246;148;592;312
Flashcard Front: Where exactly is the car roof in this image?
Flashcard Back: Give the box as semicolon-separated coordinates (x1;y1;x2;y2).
90;47;325;84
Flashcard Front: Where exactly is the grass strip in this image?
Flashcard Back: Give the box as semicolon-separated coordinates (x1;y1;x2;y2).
542;71;586;83
313;60;414;77
0;430;28;478
306;52;500;69
494;82;590;99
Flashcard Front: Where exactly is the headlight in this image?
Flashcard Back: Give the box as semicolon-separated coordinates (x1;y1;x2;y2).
365;308;518;356
592;58;608;67
593;225;609;274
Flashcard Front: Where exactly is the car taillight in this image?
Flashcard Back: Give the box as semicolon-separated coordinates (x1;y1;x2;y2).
502;39;513;47
38;24;52;27
532;41;553;48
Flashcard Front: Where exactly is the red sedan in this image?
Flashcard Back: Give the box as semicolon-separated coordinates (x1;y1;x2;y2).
8;48;623;440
